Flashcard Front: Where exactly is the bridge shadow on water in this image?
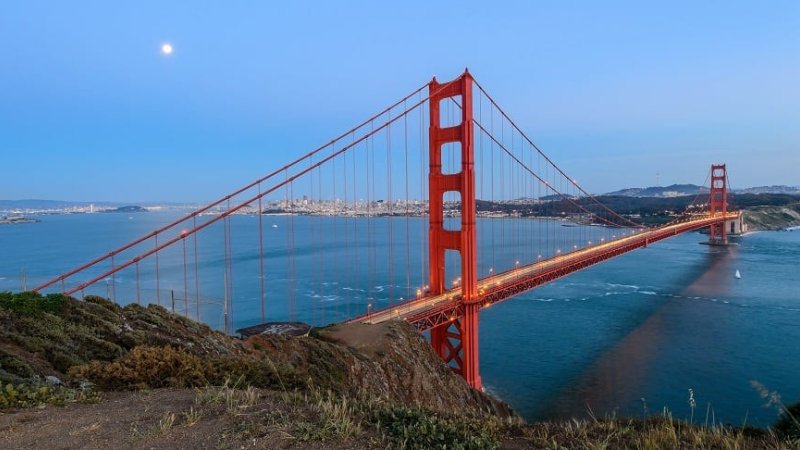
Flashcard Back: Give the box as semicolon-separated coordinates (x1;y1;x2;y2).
540;244;738;420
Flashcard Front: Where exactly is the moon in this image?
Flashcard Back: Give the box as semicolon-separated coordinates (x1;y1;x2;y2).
161;43;173;55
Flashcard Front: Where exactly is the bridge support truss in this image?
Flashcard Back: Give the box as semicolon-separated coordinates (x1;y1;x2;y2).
709;164;728;245
427;71;481;389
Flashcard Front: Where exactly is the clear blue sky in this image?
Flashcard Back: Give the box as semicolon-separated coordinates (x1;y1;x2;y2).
2;1;798;202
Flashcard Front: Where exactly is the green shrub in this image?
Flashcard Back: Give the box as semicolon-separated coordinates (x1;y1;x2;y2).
48;349;85;373
69;346;209;389
0;291;67;316
69;344;301;391
0;353;35;383
373;405;499;450
0;383;101;409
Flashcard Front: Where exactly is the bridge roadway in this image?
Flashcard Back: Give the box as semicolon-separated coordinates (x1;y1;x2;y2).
354;212;740;331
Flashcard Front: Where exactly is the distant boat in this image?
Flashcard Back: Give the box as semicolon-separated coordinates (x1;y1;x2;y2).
272;224;278;228
735;270;741;279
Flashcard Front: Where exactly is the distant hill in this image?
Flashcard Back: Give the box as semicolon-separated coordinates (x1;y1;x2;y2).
734;185;800;195
605;184;708;198
605;184;800;198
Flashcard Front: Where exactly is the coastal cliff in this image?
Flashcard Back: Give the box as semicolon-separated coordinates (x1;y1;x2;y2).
0;293;506;417
0;292;796;448
744;204;800;231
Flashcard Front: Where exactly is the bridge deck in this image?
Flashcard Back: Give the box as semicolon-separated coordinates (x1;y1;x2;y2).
354;213;739;331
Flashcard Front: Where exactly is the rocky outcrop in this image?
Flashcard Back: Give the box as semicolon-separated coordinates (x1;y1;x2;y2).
246;321;514;418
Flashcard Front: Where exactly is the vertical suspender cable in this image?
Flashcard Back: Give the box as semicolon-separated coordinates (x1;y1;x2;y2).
309;154;318;325
135;261;141;305
110;256;116;301
369;123;376;309
490;101;495;272
404;103;411;302
478;91;484;278
387;110;394;304
317;154;323;324
257;185;265;323
329;145;338;324
288;177;296;320
155;233;161;305
349;133;357;318
193;215;200;321
182;236;188;316
423;95;429;290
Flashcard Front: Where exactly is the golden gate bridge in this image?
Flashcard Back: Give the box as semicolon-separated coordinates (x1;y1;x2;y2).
32;70;739;390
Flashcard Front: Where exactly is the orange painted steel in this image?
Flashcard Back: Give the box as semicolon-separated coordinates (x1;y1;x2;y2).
427;70;481;389
709;164;728;244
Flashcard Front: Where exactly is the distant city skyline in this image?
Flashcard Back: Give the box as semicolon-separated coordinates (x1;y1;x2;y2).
3;182;799;208
2;1;798;202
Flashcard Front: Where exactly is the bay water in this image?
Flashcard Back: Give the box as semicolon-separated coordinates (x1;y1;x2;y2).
1;212;798;426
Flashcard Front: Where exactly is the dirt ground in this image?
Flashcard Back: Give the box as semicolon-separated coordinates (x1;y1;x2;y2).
0;388;381;450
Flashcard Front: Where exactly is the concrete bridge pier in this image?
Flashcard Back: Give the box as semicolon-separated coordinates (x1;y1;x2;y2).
705;211;746;246
725;211;747;236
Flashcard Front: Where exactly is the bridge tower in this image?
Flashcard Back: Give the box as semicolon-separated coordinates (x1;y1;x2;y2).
427;70;481;389
708;164;728;245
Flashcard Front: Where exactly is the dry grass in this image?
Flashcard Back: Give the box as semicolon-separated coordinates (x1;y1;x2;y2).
155;412;176;435
295;392;362;441
181;406;202;427
520;415;796;449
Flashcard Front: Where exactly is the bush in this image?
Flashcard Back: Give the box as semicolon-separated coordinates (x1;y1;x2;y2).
0;291;67;316
0;353;35;383
0;383;101;409
69;346;209;389
373;405;499;450
69;346;299;391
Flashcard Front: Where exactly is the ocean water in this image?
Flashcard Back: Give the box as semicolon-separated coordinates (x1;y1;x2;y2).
1;212;798;426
